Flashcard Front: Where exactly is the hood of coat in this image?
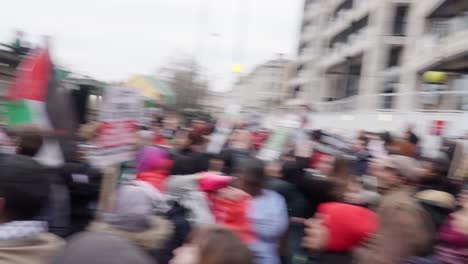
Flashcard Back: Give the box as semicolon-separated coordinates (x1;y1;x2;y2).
0;233;65;264
88;215;173;251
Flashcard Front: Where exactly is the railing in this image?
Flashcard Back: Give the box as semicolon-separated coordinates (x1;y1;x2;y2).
414;91;468;112
316;96;358;112
315;91;468;113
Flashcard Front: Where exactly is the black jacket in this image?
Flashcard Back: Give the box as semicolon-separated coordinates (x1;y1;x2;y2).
60;162;102;236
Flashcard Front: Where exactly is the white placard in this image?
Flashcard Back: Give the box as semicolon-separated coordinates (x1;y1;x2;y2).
90;87;143;168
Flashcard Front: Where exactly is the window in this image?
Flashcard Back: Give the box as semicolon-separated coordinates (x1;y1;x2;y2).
297;64;304;73
387;46;403;68
329;15;368;48
393;5;409;36
298;42;309;55
292;86;301;99
333;0;353;19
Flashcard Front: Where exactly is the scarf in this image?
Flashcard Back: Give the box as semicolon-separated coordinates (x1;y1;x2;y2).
0;221;47;241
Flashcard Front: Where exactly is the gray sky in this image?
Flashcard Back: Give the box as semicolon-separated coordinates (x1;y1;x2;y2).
1;0;302;91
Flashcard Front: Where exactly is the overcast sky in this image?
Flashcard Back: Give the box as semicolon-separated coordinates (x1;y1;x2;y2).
1;0;303;91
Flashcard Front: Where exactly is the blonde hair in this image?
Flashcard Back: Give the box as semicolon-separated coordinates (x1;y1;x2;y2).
357;190;434;264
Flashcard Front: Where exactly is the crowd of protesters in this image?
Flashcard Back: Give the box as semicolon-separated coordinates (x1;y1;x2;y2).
0;110;467;264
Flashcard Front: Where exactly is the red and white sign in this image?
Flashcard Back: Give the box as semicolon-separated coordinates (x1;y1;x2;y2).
91;86;142;168
430;120;446;136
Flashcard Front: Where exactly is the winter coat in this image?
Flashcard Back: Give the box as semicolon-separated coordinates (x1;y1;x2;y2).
266;178;310;264
166;174;256;244
166;174;215;225
248;189;289;264
157;201;192;264
354;152;372;177
0;233;64;264
60;161;102;236
88;215;173;264
435;217;468;264
11;154;72;238
52;232;152;264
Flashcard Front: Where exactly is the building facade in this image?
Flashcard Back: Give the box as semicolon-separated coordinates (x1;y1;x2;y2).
293;0;468;113
290;0;468;153
229;56;294;114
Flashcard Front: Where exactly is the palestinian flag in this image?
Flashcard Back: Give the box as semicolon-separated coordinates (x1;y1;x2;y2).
7;48;77;166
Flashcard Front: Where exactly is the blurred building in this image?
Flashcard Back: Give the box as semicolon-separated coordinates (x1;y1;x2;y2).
229;56;294;114
64;74;105;124
289;0;468;154
200;90;230;117
289;0;413;110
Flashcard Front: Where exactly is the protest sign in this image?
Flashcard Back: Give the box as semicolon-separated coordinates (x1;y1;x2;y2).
207;104;240;154
89;86;142;168
91;86;142;215
257;114;303;161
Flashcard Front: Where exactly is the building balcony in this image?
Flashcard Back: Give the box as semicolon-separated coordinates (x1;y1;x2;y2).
412;28;468;72
298;48;318;63
315;91;468;113
315;95;358;113
288;74;309;87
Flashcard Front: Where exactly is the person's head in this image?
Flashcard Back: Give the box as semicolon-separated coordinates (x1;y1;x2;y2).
311;130;322;142
230;129;252;150
16;126;43;157
415;190;456;231
316;154;335;176
187;130;206;152
381;131;393;145
174;129;190;150
171;226;252;264
0;155;50;223
237;158;265;196
415;157;449;183
15;30;23;39
374;155;418;192
357;191;435;264
303;203;378;253
328;155;353;201
135;146;170;174
265;161;282;178
208;155;225;173
353;136;369;153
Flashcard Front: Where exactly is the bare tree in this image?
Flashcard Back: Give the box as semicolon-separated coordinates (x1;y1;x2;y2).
158;57;208;111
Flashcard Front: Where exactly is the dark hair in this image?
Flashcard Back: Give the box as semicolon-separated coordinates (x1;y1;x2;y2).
381;131;393;145
0;155;50;221
282;160;303;184
310;130;322;141
17;127;43;157
420;157;450;179
358;135;370;147
239;158;266;194
191;226;253;264
329;155;352;202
